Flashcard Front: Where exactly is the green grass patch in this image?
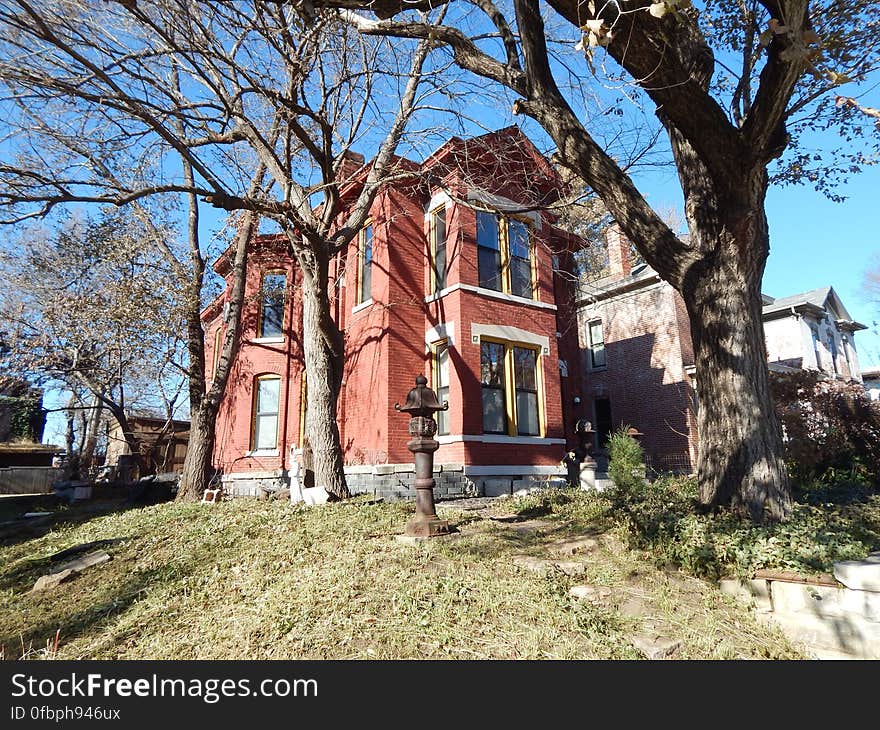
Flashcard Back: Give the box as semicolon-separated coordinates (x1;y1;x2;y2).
0;491;802;660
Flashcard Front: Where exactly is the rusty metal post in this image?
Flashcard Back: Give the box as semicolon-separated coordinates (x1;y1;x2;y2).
395;375;453;537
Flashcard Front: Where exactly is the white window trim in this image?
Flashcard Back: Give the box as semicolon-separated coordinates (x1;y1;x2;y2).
425;283;556;311
427;189;453;213
435;435;565;446
250;336;285;345
425;322;455;348
250;440;280;459
470;323;551;355
466;189;542;230
352;298;373;314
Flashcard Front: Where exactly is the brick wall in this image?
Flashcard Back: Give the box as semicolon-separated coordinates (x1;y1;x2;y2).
578;276;696;471
206;128;584;492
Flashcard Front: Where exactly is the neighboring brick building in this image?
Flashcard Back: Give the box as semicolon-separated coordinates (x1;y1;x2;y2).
575;228;868;473
203;127;584;499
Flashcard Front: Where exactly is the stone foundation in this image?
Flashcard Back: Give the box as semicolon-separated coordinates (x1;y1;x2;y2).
220;463;568;502
344;463;567;502
220;470;287;498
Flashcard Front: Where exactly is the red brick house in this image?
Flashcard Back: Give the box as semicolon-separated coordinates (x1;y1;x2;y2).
202;127;585;498
576;228;868;474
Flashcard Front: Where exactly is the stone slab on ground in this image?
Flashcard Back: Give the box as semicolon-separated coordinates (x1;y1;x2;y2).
547;536;598;556
436;497;501;512
617;593;652;619
833;555;880;591
32;568;76;593
51;550;111;575
512;555;586;576
569;584;613;603
48;539;120;562
501;519;555;535
395;533;463;546
31;550;112;593
631;633;681;660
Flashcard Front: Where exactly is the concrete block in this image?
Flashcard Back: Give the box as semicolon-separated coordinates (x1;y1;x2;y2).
769;580;880;624
301;486;330;506
763;610;880;659
482;479;512;497
719;578;772;612
373;465;396;475
834;556;880;591
441;464;464;472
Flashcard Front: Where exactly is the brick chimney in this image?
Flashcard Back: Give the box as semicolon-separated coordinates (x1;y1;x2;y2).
605;224;632;278
337;150;365;182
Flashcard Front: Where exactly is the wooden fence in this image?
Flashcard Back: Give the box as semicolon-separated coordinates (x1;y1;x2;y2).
0;467;61;494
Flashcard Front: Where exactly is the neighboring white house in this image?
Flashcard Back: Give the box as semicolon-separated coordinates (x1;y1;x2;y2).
863;367;880;401
763;286;866;381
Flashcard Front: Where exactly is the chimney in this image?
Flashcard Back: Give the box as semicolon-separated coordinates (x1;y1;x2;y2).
338;150;365;182
605;224;632;278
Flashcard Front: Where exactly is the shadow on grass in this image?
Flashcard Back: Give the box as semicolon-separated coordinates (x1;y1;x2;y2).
0;564;165;659
0;538;133;594
0;495;164;550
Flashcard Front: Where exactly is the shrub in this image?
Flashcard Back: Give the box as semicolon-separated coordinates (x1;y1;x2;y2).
606;425;645;497
770;370;880;485
610;474;880;580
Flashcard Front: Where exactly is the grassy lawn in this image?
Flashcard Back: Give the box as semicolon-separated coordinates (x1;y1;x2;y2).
0;490;804;660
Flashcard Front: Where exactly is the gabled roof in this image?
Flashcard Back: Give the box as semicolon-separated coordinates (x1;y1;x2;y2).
419;125;564;204
761;285;866;330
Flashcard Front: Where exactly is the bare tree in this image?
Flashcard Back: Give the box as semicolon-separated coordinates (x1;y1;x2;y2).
0;208;186;467
334;0;880;520
0;1;435;499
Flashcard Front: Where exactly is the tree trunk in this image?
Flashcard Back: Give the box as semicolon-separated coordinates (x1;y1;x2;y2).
174;298;213;502
301;262;349;500
80;394;102;470
176;211;254;502
681;214;792;521
177;405;215;501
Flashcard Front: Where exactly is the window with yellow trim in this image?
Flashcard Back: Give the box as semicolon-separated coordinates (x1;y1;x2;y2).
476;210;535;299
430;206;447;293
357;223;373;304
432;341;450;435
252;375;281;451
212;326;223;380
480;341;542;436
299;372;308;446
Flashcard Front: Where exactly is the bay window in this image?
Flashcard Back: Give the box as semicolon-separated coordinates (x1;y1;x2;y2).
480;341;542;436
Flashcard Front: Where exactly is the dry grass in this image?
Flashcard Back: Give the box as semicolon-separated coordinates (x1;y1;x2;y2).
0;491;803;660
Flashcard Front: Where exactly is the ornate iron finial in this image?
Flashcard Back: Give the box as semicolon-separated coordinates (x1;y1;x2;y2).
394;375;448;417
